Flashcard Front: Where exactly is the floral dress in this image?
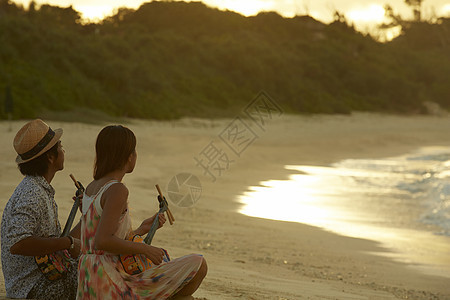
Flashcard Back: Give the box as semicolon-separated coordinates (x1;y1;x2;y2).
77;181;203;299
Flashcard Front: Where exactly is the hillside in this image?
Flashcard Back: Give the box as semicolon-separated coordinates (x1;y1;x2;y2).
0;0;449;120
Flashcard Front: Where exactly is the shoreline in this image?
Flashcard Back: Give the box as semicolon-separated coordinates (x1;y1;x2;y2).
1;113;450;299
239;153;450;279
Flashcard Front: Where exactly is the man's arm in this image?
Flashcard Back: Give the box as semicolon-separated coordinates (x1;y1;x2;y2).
8;189;77;257
10;236;72;256
11;222;82;257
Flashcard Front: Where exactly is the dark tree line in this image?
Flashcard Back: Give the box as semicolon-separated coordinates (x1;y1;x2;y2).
0;0;449;120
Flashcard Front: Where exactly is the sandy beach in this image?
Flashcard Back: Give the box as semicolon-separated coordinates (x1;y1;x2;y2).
1;112;450;299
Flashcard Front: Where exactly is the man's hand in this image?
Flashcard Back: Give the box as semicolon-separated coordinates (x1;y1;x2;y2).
68;237;81;258
72;194;83;213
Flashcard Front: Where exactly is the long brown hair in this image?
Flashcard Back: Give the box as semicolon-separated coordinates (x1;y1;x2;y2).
94;125;136;180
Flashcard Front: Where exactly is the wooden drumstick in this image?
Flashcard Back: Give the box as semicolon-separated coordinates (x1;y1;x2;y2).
155;184;175;225
166;207;175;224
69;174;81;189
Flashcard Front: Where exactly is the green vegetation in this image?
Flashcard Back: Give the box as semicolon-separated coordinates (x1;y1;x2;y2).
0;0;449;120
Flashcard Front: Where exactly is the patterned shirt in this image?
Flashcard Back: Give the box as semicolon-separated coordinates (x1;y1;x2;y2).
1;175;62;298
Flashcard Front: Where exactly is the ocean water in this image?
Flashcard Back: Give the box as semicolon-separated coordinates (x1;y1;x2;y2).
237;146;450;277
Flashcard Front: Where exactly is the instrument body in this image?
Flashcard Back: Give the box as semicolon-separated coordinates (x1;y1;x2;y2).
119;235;170;275
34;249;73;281
34;175;84;281
119;185;173;275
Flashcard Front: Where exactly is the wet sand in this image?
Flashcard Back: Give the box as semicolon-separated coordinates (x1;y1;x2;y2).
1;113;450;299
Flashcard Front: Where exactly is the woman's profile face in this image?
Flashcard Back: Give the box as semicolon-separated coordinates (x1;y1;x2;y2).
126;150;137;173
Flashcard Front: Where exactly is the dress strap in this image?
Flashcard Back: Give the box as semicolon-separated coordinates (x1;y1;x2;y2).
82;180;120;216
93;180;120;216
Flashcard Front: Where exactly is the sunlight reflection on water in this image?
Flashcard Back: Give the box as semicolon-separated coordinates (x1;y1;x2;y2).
238;165;405;241
237;147;450;277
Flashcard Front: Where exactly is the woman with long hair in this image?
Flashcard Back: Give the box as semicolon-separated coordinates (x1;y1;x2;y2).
77;125;207;299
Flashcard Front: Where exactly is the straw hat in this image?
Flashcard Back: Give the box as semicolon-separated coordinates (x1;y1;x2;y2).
14;119;63;164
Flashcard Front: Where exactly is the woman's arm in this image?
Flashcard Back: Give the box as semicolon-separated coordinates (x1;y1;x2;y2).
94;183;165;264
132;213;166;236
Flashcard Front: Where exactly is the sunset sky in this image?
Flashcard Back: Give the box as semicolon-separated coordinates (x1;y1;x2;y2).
13;0;450;30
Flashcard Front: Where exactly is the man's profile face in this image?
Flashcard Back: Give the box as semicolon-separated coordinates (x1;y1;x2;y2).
54;141;65;171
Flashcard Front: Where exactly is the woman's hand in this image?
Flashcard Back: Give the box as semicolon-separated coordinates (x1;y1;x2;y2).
134;213;166;236
142;245;165;265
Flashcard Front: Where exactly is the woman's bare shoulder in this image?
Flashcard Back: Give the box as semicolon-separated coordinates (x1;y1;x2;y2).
99;181;128;209
106;182;128;195
86;179;127;197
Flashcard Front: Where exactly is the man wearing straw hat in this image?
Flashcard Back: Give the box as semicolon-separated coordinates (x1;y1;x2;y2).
1;119;80;299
